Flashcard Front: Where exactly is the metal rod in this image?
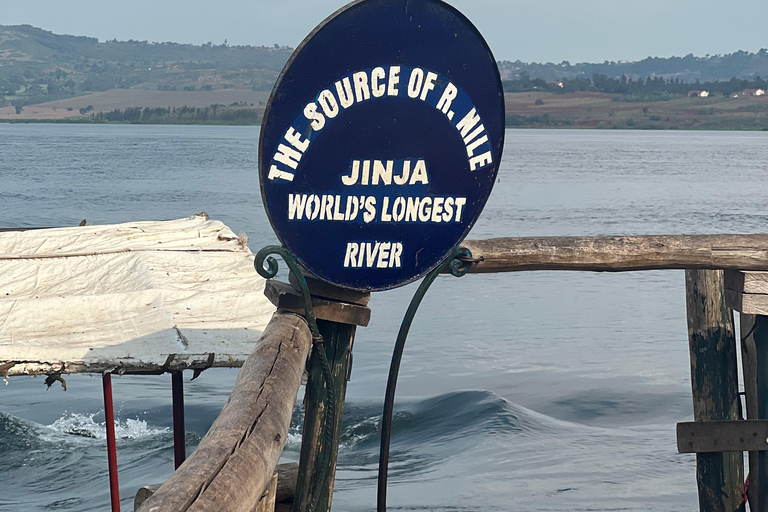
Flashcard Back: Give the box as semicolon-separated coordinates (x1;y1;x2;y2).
172;371;186;469
377;247;474;512
102;373;121;512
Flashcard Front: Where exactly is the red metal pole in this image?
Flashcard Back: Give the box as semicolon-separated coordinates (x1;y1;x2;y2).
102;373;121;512
172;371;186;469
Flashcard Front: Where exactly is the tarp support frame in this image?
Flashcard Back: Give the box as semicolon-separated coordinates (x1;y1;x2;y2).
172;371;186;469
102;373;121;512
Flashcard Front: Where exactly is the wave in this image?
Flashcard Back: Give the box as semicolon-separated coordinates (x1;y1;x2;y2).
283;390;579;458
0;410;170;457
340;390;561;451
42;412;169;442
284;389;584;485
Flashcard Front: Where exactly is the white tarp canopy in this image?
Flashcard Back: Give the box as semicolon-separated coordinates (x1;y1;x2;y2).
0;214;276;377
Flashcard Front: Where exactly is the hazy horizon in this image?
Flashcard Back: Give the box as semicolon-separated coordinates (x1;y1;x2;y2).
2;0;766;64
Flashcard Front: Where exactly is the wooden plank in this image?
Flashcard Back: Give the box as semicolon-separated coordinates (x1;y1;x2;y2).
685;270;745;512
275;462;298;503
264;280;371;327
133;463;299;511
726;289;768;316
677;420;768;453
292;319;356;512
253;473;278;512
725;270;768;315
137;312;312;512
460;234;768;273
726;270;768;295
288;272;370;306
134;485;162;511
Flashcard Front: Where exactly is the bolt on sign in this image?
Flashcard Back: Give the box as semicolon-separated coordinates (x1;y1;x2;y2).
260;0;504;291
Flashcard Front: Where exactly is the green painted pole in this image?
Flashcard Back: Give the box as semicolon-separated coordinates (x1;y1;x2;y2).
292;320;356;512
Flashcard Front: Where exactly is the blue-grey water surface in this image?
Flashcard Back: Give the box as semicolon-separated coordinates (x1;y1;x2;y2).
1;124;767;511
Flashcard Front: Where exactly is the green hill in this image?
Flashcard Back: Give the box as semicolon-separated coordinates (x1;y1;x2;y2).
1;24;766;129
0;25;292;106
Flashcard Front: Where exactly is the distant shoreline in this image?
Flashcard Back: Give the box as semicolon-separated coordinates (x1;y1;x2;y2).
2;90;767;131
2;118;767;131
0;118;260;126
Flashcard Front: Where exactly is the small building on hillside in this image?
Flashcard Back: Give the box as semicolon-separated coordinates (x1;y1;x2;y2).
688;90;710;97
547;81;564;88
742;88;766;96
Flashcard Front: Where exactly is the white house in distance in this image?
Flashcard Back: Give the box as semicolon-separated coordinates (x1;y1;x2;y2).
688;90;710;97
742;88;766;96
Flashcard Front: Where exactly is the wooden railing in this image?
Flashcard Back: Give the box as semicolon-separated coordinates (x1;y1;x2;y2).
136;234;768;512
136;312;311;512
461;234;768;272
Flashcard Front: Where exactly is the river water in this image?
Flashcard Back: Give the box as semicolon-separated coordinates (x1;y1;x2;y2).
1;125;767;511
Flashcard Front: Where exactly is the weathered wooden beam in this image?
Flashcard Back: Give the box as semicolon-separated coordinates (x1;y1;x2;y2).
137;312;312;512
677;420;768;453
133;463;299;511
275;462;299;503
460;235;768;273
725;270;768;315
135;485;162;511
725;270;768;295
289;272;370;306
254;473;278;512
685;269;745;512
265;280;371;327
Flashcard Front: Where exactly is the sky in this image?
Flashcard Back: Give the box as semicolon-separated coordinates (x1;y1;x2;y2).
1;0;766;64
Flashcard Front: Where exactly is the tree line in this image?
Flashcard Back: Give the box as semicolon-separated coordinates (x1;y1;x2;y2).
503;72;768;97
85;104;262;124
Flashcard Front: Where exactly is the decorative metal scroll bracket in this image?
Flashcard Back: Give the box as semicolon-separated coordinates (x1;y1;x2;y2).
255;245;322;341
254;245;333;512
377;246;480;512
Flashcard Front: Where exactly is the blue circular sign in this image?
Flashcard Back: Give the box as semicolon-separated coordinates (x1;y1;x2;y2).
259;0;504;291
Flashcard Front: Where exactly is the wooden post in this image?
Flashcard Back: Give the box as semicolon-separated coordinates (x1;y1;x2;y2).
291;319;356;512
267;273;370;512
685;269;745;512
740;313;760;510
750;316;768;512
724;270;768;510
738;313;768;510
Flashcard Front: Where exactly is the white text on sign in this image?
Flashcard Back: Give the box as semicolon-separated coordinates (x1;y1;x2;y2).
288;195;466;224
267;65;495;182
344;242;403;268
